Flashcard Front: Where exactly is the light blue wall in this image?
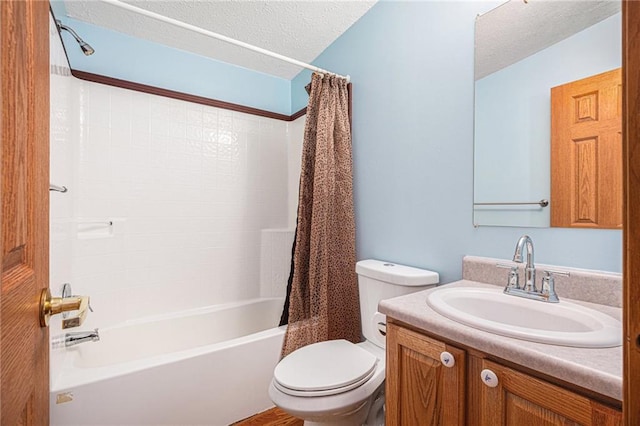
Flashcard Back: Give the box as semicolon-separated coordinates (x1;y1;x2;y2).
474;13;621;227
50;2;291;115
291;1;622;282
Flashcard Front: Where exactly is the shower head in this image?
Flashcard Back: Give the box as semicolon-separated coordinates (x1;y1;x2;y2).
56;20;95;56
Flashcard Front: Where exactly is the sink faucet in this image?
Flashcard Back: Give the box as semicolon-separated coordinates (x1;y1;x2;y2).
498;235;569;303
64;328;100;347
513;235;536;292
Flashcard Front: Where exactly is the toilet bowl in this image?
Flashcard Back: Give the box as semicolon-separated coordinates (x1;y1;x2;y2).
269;340;385;426
269;259;439;425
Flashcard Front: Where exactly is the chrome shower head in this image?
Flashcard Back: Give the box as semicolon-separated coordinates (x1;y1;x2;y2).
78;41;95;56
56;20;95;56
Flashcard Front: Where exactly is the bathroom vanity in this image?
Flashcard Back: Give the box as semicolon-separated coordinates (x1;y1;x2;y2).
381;256;623;425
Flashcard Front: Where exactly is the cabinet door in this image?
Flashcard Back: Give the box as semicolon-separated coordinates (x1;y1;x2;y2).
477;359;621;426
386;323;466;426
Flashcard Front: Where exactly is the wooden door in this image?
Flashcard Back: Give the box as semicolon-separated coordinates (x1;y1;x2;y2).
477;359;621;426
550;68;622;229
0;0;50;424
386;322;466;426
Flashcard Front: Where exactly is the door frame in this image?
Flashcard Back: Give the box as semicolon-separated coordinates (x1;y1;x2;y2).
623;1;640;424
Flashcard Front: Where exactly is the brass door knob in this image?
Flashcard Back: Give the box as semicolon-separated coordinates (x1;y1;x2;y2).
39;288;90;328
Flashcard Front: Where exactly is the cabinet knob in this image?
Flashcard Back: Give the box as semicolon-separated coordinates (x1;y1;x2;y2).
440;351;455;367
480;369;499;387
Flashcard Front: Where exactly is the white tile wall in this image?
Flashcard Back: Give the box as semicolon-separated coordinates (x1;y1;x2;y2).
68;83;292;327
54;86;295;315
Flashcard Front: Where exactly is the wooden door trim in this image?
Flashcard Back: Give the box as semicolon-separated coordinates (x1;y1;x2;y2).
623;1;640;424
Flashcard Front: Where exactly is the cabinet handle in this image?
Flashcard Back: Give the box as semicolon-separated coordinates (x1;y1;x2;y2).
480;369;499;388
440;351;455;368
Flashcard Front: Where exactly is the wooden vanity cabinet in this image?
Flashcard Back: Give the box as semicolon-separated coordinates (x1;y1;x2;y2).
386;320;622;426
386;322;466;426
474;359;622;426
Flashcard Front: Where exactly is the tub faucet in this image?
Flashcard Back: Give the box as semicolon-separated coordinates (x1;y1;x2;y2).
65;328;100;347
513;235;536;292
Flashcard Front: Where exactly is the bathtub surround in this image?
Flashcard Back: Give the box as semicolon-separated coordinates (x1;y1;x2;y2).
49;77;300;426
49;12;308;423
281;74;360;357
62;81;290;326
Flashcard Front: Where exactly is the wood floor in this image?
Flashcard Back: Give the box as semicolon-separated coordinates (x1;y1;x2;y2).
233;407;303;426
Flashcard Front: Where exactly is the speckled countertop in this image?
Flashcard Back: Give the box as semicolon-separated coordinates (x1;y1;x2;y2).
378;279;623;401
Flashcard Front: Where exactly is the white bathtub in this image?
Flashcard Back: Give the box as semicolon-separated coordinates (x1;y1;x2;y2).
50;298;286;426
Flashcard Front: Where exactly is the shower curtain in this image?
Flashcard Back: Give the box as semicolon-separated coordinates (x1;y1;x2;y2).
280;73;361;357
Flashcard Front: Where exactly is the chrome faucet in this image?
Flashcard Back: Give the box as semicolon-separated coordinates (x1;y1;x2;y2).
497;235;569;303
513;235;536;292
65;328;100;347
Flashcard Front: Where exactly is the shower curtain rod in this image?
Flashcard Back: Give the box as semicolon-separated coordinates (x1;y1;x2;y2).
99;0;350;83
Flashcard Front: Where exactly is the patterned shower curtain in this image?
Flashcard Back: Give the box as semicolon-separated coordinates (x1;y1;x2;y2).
280;73;361;357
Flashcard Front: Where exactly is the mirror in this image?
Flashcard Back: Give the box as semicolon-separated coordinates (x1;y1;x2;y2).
473;0;621;227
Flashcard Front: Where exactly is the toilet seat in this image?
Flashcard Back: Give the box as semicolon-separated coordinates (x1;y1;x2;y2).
273;340;378;397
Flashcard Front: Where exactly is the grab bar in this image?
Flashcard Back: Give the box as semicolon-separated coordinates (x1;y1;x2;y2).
474;199;549;207
50;184;68;193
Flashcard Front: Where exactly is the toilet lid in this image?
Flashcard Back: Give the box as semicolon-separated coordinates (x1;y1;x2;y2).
273;340;378;395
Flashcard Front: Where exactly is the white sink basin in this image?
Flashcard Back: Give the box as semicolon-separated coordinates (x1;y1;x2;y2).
426;286;622;348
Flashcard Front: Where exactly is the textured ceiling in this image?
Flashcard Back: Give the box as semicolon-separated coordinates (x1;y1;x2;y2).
476;0;620;80
63;0;376;80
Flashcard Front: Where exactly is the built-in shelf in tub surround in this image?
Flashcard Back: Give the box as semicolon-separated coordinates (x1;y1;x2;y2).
462;255;622;308
77;219;115;239
378;280;622;402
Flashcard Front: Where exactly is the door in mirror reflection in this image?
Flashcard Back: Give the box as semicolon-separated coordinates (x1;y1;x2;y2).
473;0;621;228
550;68;622;229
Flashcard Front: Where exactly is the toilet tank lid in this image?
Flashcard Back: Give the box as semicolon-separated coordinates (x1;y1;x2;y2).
355;259;439;286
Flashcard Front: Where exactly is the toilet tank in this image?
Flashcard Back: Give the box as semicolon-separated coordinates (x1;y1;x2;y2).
356;259;439;348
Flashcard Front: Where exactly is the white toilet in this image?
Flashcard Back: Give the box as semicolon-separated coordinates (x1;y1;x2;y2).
269;259;439;426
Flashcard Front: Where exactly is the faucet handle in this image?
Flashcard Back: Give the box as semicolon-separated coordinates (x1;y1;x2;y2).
496;263;520;289
540;270;568;303
543;269;570;278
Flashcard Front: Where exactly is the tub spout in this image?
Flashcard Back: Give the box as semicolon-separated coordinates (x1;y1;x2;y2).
65;328;100;347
